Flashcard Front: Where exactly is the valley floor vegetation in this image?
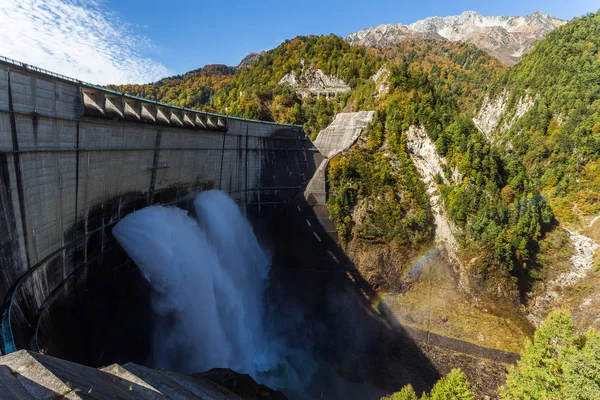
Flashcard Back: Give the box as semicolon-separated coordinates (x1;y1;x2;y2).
382;310;600;400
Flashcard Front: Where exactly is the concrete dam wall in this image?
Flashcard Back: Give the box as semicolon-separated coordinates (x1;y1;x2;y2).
0;57;322;364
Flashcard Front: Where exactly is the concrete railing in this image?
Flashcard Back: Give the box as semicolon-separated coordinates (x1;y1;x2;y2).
81;87;228;132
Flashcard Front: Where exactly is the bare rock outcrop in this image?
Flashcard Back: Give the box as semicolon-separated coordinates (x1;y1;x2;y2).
473;91;535;142
528;228;600;326
237;51;265;70
347;11;566;66
279;64;350;98
370;65;390;97
405;125;466;288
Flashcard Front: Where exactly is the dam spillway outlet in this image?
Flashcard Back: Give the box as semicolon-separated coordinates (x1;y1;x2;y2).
113;190;317;393
113;191;273;375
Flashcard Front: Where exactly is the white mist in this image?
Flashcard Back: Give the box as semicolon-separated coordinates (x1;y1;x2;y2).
112;190;274;379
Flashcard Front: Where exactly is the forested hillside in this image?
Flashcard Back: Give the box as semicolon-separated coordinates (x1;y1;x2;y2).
490;12;600;223
112;35;383;138
107;64;236;109
331;13;600;294
328;38;559;292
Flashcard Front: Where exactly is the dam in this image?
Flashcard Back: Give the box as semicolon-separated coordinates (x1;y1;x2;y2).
0;56;444;399
0;56;321;361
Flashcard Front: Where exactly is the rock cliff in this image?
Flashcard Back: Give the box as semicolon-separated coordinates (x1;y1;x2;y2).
347;11;566;65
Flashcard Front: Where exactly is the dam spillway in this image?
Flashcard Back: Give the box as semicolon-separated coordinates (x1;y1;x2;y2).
0;56;322;365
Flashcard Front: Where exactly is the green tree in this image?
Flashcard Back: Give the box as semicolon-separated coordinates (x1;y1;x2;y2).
563;329;600;400
428;369;475;400
381;384;418;400
382;369;474;400
501;310;576;399
501;310;600;400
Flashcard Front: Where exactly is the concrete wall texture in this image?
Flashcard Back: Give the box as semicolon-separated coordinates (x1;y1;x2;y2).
0;59;322;355
305;111;374;205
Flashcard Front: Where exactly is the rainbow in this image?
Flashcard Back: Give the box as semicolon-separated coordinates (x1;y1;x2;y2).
370;245;442;314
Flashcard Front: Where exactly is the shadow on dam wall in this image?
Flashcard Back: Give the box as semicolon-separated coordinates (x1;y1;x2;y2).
6;186;205;367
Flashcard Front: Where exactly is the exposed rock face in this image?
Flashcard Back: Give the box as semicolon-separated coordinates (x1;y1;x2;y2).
370;65;390;97
528;229;600;326
347;11;566;65
405;125;466;288
558;231;600;287
473;91;535;142
346;24;445;48
473;92;509;141
279;64;351;98
237;51;265;70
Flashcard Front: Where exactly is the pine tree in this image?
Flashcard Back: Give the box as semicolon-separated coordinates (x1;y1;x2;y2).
563;329;600;400
381;384;418;400
428;369;474;400
500;310;577;399
382;369;474;400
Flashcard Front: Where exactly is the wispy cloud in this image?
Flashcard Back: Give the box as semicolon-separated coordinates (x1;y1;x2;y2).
0;0;171;84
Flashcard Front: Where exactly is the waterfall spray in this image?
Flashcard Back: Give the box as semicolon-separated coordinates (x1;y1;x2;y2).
113;190;277;380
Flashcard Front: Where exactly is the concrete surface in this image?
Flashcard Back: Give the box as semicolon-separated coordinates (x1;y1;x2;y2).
305;111;374;205
0;350;259;399
0;59;322;357
312;111;374;158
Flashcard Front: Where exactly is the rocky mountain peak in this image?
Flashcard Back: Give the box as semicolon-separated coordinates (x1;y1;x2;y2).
346;11;566;65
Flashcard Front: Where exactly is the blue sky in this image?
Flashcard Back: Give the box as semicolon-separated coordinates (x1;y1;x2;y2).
105;0;597;74
0;0;596;84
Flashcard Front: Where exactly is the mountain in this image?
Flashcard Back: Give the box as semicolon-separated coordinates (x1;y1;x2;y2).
107;64;236;107
346;11;566;65
476;12;600;224
237;51;265;69
108;14;598;295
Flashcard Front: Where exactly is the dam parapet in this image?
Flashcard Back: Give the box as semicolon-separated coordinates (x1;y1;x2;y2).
0;56;323;360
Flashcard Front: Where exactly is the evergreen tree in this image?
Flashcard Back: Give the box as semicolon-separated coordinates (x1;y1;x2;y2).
428;369;475;400
382;369;474;400
563;329;600;400
501;310;600;400
501;310;576;399
381;384;419;400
